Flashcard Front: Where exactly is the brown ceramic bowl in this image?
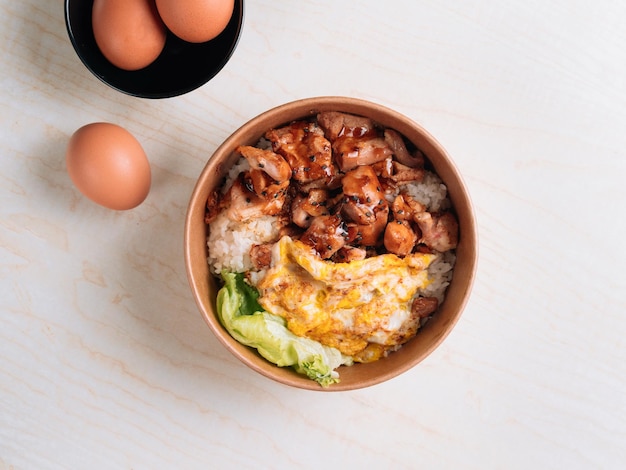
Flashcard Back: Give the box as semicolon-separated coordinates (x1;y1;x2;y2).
184;96;477;391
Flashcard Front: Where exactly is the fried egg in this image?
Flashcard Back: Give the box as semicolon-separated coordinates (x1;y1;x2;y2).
255;237;436;362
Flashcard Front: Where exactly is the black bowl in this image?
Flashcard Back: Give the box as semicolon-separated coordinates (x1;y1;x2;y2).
65;0;244;99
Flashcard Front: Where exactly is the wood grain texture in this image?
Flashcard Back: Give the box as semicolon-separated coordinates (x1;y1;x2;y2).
1;0;626;468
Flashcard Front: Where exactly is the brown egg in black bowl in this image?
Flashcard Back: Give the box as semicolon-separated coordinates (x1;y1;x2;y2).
64;0;244;99
184;97;478;391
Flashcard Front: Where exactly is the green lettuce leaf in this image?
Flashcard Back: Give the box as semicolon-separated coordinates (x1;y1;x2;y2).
216;272;352;387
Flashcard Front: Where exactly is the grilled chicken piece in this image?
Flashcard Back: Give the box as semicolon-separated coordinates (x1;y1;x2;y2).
389;194;415;222
341;166;387;224
290;189;331;228
317;111;375;141
383;194;419;256
224;172;288;222
389;192;426;220
346;209;389;247
391;161;425;184
317;111;393;172
237;145;291;183
246;169;290;200
265;121;336;186
340;165;389;247
333;136;393;172
414;211;459;252
250;243;274;270
371;157;394;180
299;214;348;259
300;189;331;216
384;220;417;257
384;129;425;169
411;296;439;318
290;193;312;228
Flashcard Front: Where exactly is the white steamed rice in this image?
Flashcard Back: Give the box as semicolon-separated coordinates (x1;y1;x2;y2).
207;212;279;275
393;170;451;213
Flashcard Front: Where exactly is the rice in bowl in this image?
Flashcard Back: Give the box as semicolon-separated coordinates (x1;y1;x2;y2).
203;109;460;387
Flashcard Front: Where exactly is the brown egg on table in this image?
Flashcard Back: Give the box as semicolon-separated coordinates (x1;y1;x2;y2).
66;123;151;211
92;0;167;71
155;0;235;43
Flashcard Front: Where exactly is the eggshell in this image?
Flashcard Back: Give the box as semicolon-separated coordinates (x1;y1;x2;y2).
92;0;167;71
155;0;234;43
66;123;151;211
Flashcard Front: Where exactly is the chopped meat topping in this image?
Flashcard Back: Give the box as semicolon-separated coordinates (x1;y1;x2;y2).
384;129;425;168
341;166;387;225
414;211;459;252
237;145;291;183
206;111;459;264
223;172;288;222
266;121;336;186
250;243;273;270
317;111;375;141
411;296;439;318
384;219;418;257
299;214;348;259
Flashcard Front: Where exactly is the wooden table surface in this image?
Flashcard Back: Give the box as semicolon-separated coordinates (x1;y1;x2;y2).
2;1;626;468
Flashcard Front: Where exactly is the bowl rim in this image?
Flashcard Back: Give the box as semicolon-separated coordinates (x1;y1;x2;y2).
64;0;245;99
184;96;478;391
